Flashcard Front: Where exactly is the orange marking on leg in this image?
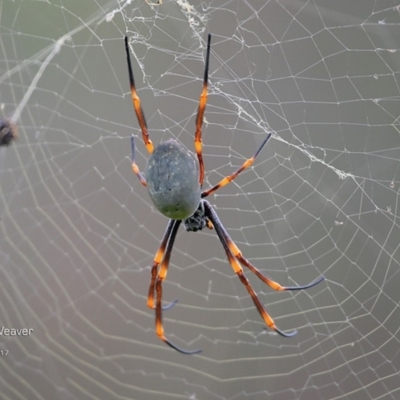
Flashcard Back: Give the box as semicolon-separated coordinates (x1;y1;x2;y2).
132;163;147;187
155;279;165;338
225;237;285;291
201;134;272;198
147;247;167;309
131;92;154;153
147;221;175;309
224;246;244;275
194;140;204;184
226;239;284;291
193;36;211;187
237;273;278;331
237;255;284;291
201;159;255;197
195;87;208;126
125;37;155;154
147;264;158;309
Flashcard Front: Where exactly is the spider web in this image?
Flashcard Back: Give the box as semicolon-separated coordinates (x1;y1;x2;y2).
1;0;399;399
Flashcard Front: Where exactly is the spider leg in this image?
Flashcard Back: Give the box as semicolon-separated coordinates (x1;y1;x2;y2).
154;219;202;354
194;34;211;187
125;36;154;154
204;200;319;337
201;133;272;198
131;136;147;187
147;220;177;310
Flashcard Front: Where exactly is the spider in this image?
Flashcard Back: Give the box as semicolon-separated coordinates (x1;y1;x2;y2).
0;118;18;146
125;34;324;354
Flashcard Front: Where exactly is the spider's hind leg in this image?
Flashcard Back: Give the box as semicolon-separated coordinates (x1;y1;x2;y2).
152;219;202;354
147;220;178;310
203;200;324;337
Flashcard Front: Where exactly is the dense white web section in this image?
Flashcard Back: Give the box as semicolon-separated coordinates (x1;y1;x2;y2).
0;1;400;399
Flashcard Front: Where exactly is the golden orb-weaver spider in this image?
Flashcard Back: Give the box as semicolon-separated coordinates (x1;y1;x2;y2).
125;34;324;354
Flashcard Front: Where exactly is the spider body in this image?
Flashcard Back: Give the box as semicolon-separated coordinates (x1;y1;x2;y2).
125;34;324;354
146;139;201;220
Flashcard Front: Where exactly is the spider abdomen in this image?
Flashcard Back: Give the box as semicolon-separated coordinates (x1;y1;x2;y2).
146;139;201;220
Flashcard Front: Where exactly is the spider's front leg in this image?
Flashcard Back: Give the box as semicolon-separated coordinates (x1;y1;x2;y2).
125;36;154;153
194;34;211;186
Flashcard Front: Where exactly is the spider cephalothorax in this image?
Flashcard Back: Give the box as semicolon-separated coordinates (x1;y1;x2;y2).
125;34;324;354
183;200;209;232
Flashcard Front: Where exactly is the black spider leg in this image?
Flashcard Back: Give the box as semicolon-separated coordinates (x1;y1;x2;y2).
147;220;178;311
154;219;202;354
203;200;324;337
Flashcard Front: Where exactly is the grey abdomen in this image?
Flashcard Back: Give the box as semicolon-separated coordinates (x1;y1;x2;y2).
145;139;201;220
